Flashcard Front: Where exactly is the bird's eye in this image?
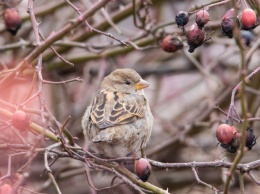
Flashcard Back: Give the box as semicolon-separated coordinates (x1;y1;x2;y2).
125;80;131;85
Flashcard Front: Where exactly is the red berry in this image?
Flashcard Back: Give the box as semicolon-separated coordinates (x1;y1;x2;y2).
4;8;22;35
221;9;240;38
241;8;257;30
175;11;189;27
187;23;206;53
161;35;183;53
12;110;29;131
135;158;151;182
0;184;14;194
196;10;210;29
230;126;238;134
216;124;236;144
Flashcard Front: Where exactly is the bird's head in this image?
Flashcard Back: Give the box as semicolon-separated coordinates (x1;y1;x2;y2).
101;69;149;94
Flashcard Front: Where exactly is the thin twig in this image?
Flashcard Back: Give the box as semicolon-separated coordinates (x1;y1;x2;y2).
85;170;125;193
44;142;62;194
225;66;260;124
191;167;219;194
239;173;245;194
247;171;260;185
28;0;45;122
42;77;83;84
65;0;128;46
224;2;248;193
39;31;74;66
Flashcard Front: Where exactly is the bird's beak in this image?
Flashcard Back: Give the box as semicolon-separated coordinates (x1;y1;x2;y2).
135;79;149;90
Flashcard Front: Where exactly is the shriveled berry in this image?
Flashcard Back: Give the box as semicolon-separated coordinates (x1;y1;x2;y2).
221;9;240;38
161;35;183;53
245;126;256;150
196;10;210;29
241;8;257;30
187;23;207;53
220;143;238;153
12;110;29;131
0;184;14;194
175;11;189;27
4;8;22;35
222;126;256;153
135;158;151;182
216;124;236;144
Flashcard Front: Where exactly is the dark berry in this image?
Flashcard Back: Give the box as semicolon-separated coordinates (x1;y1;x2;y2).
220;143;238;153
195;10;210;29
245;126;256;150
187;23;207;53
4;8;22;35
161;35;183;53
175;11;189;27
221;9;240;38
223;126;256;153
241;30;254;46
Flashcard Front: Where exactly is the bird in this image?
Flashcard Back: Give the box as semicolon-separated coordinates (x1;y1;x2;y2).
82;68;153;158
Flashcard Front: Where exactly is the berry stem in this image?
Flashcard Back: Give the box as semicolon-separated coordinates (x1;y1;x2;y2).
242;0;249;8
226;66;260;124
188;0;231;14
224;1;249;193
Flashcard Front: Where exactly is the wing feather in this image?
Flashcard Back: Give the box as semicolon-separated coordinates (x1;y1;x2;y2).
90;90;146;129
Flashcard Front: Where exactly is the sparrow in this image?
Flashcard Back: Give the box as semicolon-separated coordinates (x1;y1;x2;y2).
82;68;153;158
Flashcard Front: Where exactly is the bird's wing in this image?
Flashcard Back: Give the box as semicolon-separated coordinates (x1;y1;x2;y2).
90;90;146;129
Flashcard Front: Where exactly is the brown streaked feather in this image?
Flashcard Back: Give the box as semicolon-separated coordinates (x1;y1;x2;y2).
90;90;146;129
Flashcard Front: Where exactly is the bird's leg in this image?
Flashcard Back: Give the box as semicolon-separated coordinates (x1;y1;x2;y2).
141;148;146;158
140;141;146;158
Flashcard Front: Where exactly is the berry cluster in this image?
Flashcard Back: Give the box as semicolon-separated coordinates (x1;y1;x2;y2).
161;9;210;53
221;8;257;38
160;6;258;53
216;124;256;153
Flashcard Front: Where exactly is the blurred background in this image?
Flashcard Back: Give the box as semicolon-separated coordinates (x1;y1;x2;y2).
0;0;260;193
